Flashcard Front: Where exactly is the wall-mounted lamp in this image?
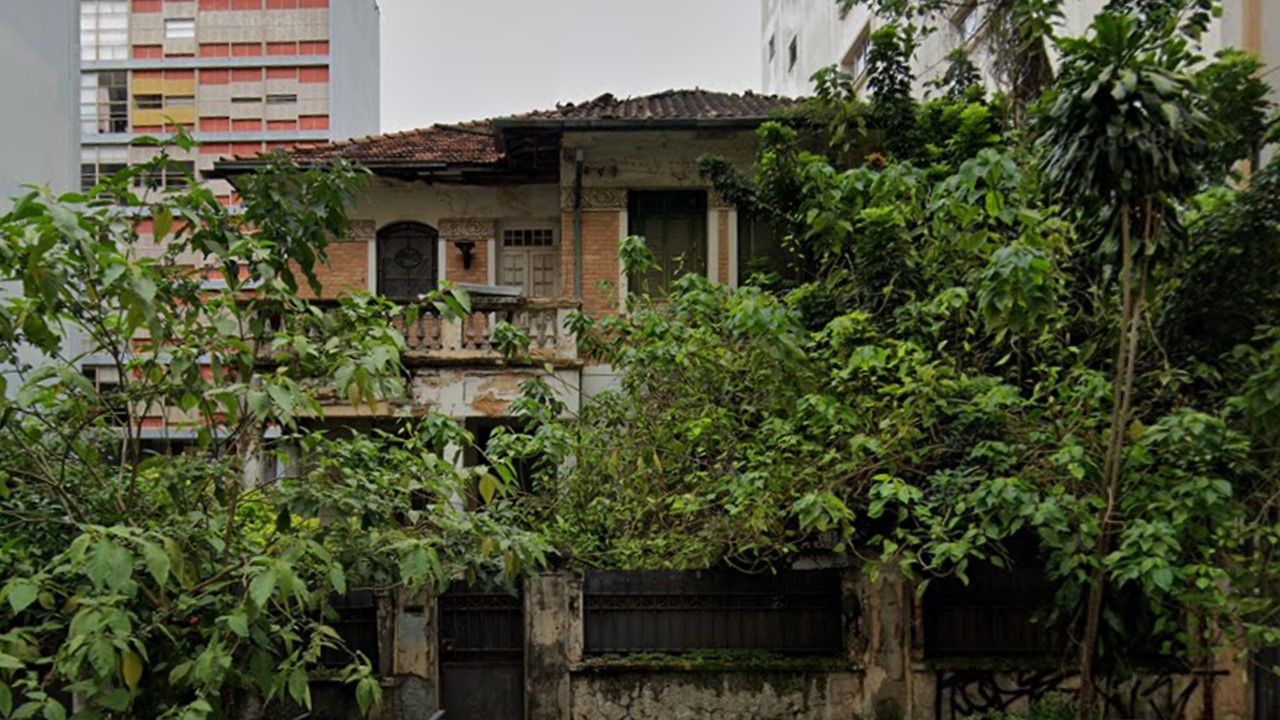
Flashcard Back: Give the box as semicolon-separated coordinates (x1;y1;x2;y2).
453;240;476;270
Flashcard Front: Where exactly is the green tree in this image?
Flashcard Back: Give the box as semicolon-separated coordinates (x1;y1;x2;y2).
1035;14;1215;715
0;138;546;719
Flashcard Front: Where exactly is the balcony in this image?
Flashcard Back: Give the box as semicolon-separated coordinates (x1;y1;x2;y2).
263;296;582;368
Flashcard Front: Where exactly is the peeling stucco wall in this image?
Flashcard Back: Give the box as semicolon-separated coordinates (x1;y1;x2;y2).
569;671;862;720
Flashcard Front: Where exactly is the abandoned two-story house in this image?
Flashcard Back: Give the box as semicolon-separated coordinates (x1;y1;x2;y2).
216;88;792;436
204;90;1251;720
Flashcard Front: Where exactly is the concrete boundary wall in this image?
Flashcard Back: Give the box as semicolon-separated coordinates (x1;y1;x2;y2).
321;569;1246;720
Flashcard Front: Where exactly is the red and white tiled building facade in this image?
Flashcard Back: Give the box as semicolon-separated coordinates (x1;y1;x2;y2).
78;0;380;207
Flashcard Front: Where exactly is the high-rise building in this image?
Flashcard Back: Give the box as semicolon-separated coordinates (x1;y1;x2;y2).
78;0;380;206
761;0;1278;107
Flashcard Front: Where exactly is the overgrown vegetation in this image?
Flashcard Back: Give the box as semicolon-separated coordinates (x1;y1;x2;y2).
511;4;1280;718
0;136;546;719
2;1;1279;717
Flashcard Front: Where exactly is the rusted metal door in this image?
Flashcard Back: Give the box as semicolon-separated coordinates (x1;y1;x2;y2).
438;584;524;720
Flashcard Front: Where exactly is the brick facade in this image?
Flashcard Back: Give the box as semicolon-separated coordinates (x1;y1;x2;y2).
717;209;731;286
443;238;489;287
561;211;621;320
303;239;367;299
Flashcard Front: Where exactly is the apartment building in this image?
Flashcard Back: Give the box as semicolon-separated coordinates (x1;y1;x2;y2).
78;0;380;206
761;0;1278;103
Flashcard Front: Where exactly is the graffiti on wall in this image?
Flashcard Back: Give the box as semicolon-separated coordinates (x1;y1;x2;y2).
935;668;1225;720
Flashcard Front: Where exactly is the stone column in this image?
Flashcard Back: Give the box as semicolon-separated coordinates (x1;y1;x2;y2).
526;571;583;720
390;588;437;720
857;566;911;720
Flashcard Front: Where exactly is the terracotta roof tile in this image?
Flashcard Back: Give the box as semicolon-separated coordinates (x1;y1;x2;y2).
521;89;794;121
266;90;793;167
287;121;500;164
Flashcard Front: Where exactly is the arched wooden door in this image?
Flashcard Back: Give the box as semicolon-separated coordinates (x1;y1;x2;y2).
376;222;438;299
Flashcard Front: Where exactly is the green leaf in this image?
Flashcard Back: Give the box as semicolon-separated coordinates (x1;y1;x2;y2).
0;681;11;717
478;473;498;504
6;580;38;613
356;676;381;716
226;612;249;639
249;568;277;609
287;667;311;708
152;206;173;240
122;650;143;693
142;541;171;586
328;564;347;595
0;653;23;670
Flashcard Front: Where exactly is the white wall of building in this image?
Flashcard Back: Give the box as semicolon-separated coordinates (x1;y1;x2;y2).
762;0;1277;111
762;0;875;97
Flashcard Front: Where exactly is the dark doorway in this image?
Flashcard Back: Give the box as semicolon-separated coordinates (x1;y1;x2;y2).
376;222;438;299
438;583;524;720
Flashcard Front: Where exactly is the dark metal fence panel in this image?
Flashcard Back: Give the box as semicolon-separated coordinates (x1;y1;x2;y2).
438;584;524;720
583;569;844;655
319;591;380;668
1258;646;1280;720
923;561;1063;659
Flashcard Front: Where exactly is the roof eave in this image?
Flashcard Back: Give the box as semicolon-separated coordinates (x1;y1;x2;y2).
209;158;472;178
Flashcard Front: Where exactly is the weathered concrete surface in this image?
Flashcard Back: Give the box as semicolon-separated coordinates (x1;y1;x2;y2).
527;573;583;720
569;671;862;720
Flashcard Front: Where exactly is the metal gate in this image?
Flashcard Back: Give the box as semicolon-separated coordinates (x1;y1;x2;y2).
1258;646;1280;720
438;584;524;720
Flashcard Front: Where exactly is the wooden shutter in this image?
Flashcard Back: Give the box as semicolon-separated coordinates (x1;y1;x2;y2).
628;191;708;295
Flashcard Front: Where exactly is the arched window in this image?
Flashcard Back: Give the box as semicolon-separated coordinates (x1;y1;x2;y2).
376;222;438;299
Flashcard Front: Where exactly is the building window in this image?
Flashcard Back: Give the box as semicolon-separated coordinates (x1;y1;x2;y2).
81;71;128;134
628;191;707;295
954;2;981;42
788;36;798;71
80;147;129;192
839;23;870;81
767;34;776;62
841;24;872;82
166;95;196;108
500;227;559;297
266;93;297;105
377;222;439;299
81;0;129;61
141;161;196;190
164;18;196;39
135;94;163;110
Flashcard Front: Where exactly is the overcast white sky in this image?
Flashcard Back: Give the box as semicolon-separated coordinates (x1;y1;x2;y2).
377;0;763;132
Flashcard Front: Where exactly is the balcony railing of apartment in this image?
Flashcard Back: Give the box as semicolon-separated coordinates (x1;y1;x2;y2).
261;296;582;366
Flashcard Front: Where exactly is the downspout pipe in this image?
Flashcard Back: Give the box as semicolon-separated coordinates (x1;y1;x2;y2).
573;149;584;299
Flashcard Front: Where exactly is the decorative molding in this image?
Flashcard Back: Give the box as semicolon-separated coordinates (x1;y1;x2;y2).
560;187;628;212
346;220;376;243
439;218;496;241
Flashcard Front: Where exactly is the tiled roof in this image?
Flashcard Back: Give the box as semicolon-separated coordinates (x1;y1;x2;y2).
267;90;793;167
287;122;501;165
516;89;794;122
